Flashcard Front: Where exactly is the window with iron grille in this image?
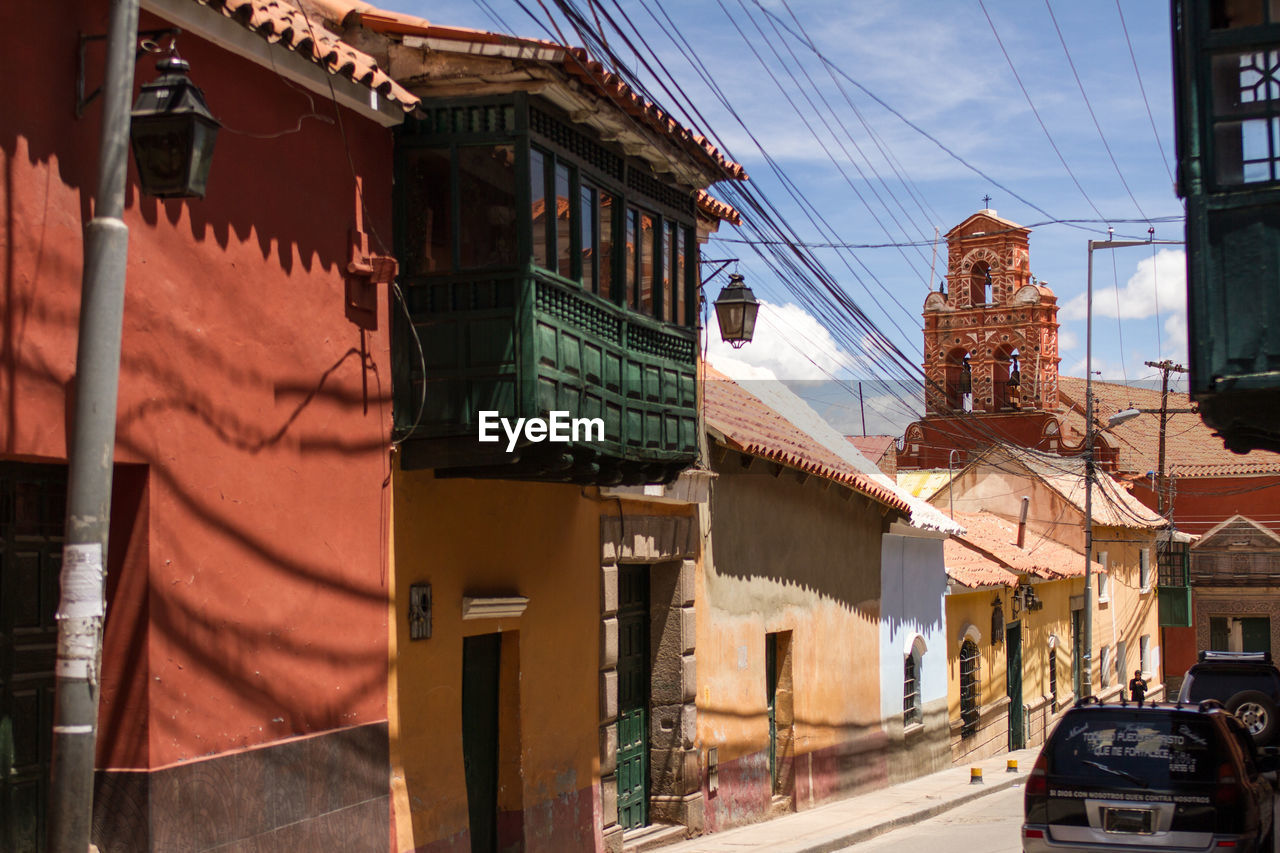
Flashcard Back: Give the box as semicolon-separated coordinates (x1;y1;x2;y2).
1158;540;1190;587
960;640;980;738
903;651;922;727
1049;647;1058;710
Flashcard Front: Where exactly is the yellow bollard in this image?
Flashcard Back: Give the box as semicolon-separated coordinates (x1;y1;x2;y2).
971;767;984;784
1007;759;1019;773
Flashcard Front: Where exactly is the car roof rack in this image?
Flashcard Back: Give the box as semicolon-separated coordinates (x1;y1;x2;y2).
1198;650;1272;663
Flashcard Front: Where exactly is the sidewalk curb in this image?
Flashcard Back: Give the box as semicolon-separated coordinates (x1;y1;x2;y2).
795;772;1025;853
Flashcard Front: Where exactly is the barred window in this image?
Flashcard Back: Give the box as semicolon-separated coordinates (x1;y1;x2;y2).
1049;647;1058;710
960;640;980;738
904;650;922;727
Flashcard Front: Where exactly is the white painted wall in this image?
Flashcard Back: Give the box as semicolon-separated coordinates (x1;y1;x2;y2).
880;533;949;721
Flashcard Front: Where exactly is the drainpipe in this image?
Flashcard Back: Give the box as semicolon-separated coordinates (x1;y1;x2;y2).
1016;496;1030;549
50;0;140;849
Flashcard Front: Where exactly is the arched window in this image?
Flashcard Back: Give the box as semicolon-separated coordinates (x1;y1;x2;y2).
960;639;980;738
903;636;926;727
992;346;1020;411
944;348;973;411
969;261;992;306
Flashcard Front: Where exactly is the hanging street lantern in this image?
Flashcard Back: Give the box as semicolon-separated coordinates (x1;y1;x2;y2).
130;54;220;198
712;273;760;349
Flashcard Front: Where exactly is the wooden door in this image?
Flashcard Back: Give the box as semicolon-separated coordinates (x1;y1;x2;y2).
1;463;65;853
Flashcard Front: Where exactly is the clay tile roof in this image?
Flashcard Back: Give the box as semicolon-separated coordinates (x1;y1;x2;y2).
696;190;741;225
703;366;911;514
1057;376;1280;478
1000;450;1167;529
943;538;1020;589
202;0;419;111
952;511;1094;580
352;8;746;181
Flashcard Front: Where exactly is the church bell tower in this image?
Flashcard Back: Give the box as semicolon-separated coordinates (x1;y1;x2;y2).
921;209;1060;416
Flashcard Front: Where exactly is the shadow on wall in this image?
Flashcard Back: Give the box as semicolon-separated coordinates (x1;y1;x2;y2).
709;453;890;611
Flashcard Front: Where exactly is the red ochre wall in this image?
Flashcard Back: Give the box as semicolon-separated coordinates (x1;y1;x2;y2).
1130;475;1280;538
1;2;395;770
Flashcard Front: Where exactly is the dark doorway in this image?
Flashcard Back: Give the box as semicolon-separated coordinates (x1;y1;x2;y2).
1006;622;1024;751
616;563;649;830
462;633;501;853
1;462;66;853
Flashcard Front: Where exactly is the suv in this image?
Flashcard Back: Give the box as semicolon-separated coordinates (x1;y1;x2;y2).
1023;699;1277;852
1178;651;1280;745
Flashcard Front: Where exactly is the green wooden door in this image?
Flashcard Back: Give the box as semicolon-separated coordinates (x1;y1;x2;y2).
616;564;649;830
1243;617;1271;653
1;463;65;853
1007;623;1024;751
1211;616;1230;651
462;633;501;853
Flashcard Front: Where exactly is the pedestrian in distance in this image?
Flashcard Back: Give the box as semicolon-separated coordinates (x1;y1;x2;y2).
1129;669;1148;707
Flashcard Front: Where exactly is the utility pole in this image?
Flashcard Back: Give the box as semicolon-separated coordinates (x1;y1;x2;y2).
1083;235;1182;696
1143;359;1189;518
50;0;140;849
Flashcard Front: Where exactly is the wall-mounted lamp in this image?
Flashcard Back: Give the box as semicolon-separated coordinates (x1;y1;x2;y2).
991;594;1005;645
409;582;432;640
713;273;760;349
130;54;220;198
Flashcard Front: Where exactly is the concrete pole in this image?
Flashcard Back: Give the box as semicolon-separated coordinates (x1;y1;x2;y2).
1084;241;1095;697
50;0;139;849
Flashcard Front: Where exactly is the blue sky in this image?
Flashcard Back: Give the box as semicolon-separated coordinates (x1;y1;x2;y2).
383;0;1187;408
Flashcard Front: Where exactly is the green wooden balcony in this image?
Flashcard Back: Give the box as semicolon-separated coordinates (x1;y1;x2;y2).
394;266;698;484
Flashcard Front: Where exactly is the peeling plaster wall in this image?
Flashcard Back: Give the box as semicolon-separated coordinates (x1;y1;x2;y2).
697;453;890;831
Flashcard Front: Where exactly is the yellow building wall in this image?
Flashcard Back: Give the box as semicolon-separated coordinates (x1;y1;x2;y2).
388;469;603;852
1088;526;1163;700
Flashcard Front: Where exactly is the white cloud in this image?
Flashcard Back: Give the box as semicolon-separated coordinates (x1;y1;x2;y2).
1060;249;1186;321
706;300;858;380
1058;328;1080;353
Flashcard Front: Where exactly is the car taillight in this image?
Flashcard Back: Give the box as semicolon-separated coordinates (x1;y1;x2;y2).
1216;841;1238;848
1023;828;1045;839
1215;761;1243;808
1025;753;1048;798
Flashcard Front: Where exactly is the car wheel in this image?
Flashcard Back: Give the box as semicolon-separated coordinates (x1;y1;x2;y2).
1226;690;1280;744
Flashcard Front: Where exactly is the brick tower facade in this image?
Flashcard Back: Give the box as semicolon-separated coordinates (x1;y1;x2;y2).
923;210;1060;415
899;210;1071;470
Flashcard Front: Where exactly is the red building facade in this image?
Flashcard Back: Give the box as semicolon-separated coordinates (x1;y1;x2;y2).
1;0;414;848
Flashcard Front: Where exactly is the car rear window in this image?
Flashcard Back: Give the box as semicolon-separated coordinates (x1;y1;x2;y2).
1050;713;1222;783
1183;669;1277;702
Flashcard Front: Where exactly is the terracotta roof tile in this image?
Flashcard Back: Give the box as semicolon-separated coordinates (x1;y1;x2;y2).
352;9;746;181
201;0;419;111
984;447;1168;529
696;190;741;225
704;366;911;514
952;511;1094;580
1057;375;1280;478
943;538;1020;589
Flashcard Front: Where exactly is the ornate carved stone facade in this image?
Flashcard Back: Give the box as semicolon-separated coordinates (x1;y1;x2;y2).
899;211;1070;471
922;211;1060;417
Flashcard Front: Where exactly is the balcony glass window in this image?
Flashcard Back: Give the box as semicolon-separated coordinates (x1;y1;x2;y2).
402;147;453;275
457;145;517;269
556;162;573;278
531;147;549;269
580;184;597;294
599;191;615;300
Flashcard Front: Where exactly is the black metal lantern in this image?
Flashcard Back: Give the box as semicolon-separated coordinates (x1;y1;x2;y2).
712;273;760;349
130;55;220;198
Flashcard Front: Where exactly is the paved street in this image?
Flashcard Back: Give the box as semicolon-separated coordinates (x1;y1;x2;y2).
836;785;1024;853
